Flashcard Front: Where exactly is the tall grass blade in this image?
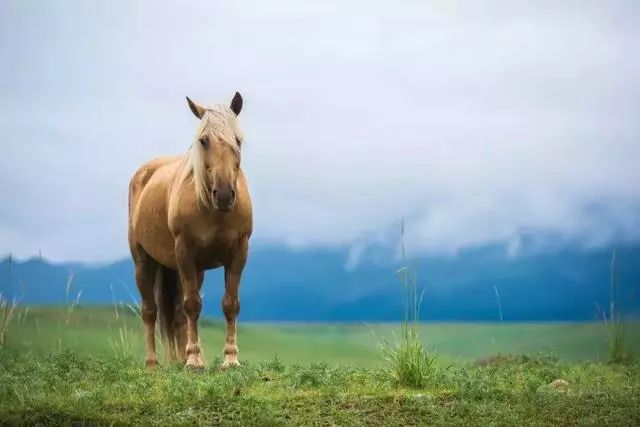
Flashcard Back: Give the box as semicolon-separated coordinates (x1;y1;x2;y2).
0;293;18;348
110;283;120;321
108;325;137;358
66;290;82;325
494;285;504;324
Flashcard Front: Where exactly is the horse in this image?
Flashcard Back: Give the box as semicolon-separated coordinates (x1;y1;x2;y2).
128;92;252;370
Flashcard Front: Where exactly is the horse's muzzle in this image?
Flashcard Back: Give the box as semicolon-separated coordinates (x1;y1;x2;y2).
212;187;236;211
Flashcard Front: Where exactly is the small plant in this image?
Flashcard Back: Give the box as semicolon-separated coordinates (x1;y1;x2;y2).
263;354;285;373
124;301;142;320
0;293;18;348
112;281;143;321
65;271;82;325
378;219;438;388
110;284;120;320
108;325;137;358
599;249;633;364
17;306;30;325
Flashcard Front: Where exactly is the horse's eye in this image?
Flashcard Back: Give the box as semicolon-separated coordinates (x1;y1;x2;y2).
236;137;242;147
199;136;208;148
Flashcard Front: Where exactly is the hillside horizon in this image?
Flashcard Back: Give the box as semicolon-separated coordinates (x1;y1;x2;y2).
2;242;639;323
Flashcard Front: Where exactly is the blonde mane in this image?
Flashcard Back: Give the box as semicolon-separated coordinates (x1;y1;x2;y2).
181;104;243;209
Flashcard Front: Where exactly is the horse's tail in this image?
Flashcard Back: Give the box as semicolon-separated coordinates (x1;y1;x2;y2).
155;266;187;362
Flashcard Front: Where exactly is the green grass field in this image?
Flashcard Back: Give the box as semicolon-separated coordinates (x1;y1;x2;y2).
1;307;639;425
5;307;640;366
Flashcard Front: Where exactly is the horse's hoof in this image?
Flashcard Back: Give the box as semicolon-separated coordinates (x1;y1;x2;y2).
145;358;158;369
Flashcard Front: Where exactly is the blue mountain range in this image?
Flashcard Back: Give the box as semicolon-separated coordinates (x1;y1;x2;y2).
1;244;639;322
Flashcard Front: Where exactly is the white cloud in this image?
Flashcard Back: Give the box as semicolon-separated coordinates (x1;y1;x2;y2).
1;0;639;262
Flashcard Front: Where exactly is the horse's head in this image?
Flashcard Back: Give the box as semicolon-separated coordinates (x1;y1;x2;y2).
186;92;244;211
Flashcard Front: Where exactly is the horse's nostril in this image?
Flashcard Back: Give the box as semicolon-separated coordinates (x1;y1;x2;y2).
231;190;236;199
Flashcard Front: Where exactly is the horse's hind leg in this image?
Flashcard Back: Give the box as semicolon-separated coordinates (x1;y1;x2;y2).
195;270;205;362
172;271;190;363
132;247;159;368
172;271;204;365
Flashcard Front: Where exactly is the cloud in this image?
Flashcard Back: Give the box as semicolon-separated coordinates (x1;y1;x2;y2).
1;0;639;262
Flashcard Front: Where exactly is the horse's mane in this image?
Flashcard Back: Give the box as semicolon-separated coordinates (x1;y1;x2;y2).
181;104;242;209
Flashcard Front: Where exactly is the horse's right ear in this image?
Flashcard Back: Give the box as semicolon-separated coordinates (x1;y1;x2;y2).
186;96;206;119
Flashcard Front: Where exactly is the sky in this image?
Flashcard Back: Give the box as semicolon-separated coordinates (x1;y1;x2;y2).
1;1;639;263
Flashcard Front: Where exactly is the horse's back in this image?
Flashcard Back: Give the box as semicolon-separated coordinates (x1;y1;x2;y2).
129;156;182;215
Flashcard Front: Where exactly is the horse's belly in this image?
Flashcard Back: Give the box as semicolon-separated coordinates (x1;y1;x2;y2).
200;259;224;270
139;229;176;269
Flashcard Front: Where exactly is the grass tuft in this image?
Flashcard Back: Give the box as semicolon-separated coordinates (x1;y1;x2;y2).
0;293;18;348
378;219;439;388
598;249;634;365
107;325;137;358
64;272;82;325
379;326;438;388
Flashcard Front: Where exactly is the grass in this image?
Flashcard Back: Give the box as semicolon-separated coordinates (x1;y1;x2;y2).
2;307;640;424
379;325;438;388
0;349;638;425
5;307;640;367
0;293;17;348
378;220;439;387
107;324;137;358
598;249;634;364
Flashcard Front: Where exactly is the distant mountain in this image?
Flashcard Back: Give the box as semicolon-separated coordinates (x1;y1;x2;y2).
1;244;639;322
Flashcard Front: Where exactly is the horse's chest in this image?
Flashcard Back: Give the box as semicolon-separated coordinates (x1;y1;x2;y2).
194;230;239;269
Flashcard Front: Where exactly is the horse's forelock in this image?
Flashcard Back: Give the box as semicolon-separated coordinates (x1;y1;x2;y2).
182;104;241;209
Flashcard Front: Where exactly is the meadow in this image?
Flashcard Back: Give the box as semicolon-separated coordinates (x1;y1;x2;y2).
1;306;639;425
5;307;640;366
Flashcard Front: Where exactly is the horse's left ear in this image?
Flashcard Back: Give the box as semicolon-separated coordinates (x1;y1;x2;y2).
230;92;243;116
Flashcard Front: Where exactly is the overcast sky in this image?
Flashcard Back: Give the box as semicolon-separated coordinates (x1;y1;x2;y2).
1;1;639;263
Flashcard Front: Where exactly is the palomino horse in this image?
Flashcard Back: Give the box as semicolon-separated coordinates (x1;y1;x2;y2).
128;92;252;370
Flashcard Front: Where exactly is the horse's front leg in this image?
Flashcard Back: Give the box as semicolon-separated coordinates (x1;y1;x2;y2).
175;235;205;370
222;237;248;369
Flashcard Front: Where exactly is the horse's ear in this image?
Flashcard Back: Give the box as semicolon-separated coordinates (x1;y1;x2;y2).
186;96;206;119
230;92;243;116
